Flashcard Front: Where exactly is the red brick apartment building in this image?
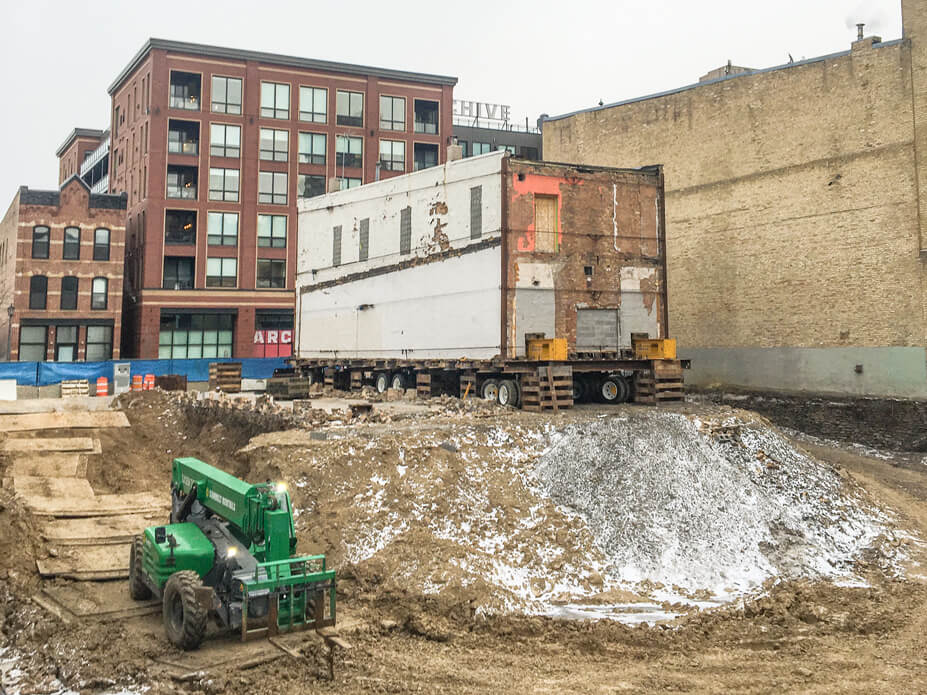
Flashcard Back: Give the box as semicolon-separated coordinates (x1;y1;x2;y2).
106;38;456;358
57;129;106;185
0;178;127;361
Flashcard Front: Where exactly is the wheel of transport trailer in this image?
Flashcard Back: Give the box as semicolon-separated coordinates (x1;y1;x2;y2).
497;379;520;407
375;372;389;393
128;535;152;601
390;372;406;390
598;376;622;404
304;371;315;386
481;378;500;401
617;376;630;403
572;378;586;403
162;571;209;651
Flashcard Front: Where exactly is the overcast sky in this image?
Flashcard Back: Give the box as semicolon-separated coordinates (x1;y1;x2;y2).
0;0;901;200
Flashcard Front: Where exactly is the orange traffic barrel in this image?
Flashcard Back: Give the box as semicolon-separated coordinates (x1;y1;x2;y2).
131;374;143;391
144;374;155;391
96;377;108;397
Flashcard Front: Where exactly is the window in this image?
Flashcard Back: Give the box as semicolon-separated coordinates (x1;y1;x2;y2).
159;313;233;359
297;132;326;165
63;227;80;260
297;174;326;198
86;325;113;361
380;95;405;130
414;100;439;134
55;326;78;362
29;276;47;309
521;146;539;160
32;226;49;259
60;276;78;310
299;86;327;123
332;226;341;267
165;210;196;245
206;257;237;287
91;277;108;310
499;144;516;154
399;207;411;255
167;120;199;155
211;76;242;114
358;218;369;262
209;123;241;158
413;143;439;171
18;326;47;362
258;172;288;205
336;136;363;168
209;168;239;202
167;165;197;199
257;259;286;288
260;82;290;119
336;177;362;190
472;142;492;156
470;186;482;239
379;140;405;171
163;257;195;289
169;71;200;110
259;128;289;161
458;140;469;158
207;212;238;246
258;214;287;248
534;195;559;253
92;228;110;261
336;90;363;127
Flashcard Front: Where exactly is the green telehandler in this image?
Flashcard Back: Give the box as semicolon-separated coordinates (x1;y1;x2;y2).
128;457;336;650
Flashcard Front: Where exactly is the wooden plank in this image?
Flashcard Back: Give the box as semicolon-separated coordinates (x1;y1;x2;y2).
13;476;95;499
42;512;163;545
7;454;85;478
24;492;167;518
40;584;160;619
1;437;98;453
36;543;131;579
0;411;129;432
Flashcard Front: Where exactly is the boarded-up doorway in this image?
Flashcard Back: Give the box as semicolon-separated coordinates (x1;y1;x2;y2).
534;195;558;252
576;308;620;351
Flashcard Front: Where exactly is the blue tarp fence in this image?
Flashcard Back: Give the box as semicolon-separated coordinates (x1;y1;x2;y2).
0;357;288;387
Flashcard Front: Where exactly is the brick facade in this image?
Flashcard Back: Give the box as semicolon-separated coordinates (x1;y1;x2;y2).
56;129;105;185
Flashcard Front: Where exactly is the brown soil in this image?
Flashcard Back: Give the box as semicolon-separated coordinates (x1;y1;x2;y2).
2;392;927;694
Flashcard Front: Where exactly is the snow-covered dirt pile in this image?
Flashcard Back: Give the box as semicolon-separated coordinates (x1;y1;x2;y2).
535;410;905;599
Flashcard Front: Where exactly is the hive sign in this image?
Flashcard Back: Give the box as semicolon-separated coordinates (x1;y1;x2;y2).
454;100;511;123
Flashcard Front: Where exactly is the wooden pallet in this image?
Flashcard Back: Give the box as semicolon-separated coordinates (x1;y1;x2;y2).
520;365;573;412
350;371;363;391
155;374;188;392
416;372;432;398
208;362;242;393
267;377;311;400
60;380;90;398
635;360;685;405
323;367;335;388
459;373;476;398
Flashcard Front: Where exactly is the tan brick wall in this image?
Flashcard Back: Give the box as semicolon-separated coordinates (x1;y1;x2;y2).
543;17;927;352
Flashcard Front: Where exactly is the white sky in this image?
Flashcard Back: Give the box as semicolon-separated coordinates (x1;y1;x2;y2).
0;0;901;199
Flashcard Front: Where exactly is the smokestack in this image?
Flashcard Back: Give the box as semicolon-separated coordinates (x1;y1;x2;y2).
857;23;865;40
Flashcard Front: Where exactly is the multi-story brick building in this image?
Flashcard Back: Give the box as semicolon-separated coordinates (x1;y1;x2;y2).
0;177;126;361
104;38;456;359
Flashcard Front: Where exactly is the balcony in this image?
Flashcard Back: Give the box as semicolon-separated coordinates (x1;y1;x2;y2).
169;71;201;111
168;120;200;156
167;165;198;200
414;100;439;135
90;176;109;194
165;209;197;245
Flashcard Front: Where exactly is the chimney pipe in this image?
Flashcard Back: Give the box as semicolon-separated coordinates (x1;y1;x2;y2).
857;23;864;40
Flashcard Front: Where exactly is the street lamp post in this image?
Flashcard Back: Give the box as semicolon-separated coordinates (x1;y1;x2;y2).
6;304;14;362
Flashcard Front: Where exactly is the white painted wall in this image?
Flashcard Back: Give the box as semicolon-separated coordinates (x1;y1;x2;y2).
296;247;501;359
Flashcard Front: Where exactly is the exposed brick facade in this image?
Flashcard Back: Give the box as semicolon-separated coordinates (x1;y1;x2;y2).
56;130;105;185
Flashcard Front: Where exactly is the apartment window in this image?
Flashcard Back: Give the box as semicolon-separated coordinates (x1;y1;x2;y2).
458;140;469;157
259;172;288;205
63;227;80;260
472;142;492;156
260;82;290;119
297;174;326;198
399;207;411;255
206;258;237;288
55;326;78;362
93;228;110;261
29;276;47;309
259;128;289;161
336;177;361;190
209;123;241;158
257;259;286;288
165;210;196;245
414;100;439;134
413;143;439;171
91;277;108;310
336;90;363;127
335;136;363;168
499;144;516;154
257;214;286;248
297;132;326;165
207;212;238;246
19;326;47;362
209;168;239;202
163;257;194;290
167;165;197;199
86;325;113;362
358;218;369;262
169;71;200;110
521;146;539;160
159;313;233;359
332;226;341;267
299;86;327;123
211;76;242;115
32;226;49;259
60;276;78;310
379;140;405;171
380;95;405;131
167;120;199;155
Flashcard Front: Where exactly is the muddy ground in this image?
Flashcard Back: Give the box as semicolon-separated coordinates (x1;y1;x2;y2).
2;391;927;694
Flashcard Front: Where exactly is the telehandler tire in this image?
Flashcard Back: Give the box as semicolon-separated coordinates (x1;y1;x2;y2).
163;571;208;650
128;535;152;600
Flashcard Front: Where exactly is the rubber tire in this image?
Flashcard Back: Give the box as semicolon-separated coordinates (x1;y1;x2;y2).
375;373;389;393
498;379;520;407
598;376;622;404
162;571;208;651
128;535;152;601
572;378;586;403
390;373;406;390
304;371;315;386
616;376;631;403
480;379;500;401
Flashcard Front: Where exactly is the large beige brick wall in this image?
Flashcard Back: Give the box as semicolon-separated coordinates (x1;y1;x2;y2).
542;3;927;397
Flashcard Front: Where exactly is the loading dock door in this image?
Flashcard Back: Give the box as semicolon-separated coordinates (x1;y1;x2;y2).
576;308;620;351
